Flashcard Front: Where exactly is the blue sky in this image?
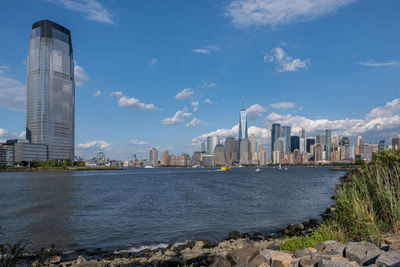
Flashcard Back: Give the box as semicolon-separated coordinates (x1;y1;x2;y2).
0;0;399;160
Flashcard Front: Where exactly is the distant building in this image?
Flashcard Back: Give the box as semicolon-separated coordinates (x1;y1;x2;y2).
378;140;386;152
306;138;315;153
238;98;248;160
207;136;219;155
96;152;106;165
271;123;281;160
340;137;350;146
344;144;356;161
161;150;169;166
316;134;326;146
393;136;400;151
224;136;238;165
239;139;251;165
360;144;372;161
258;144;268;166
290;136;300;152
325;129;332;161
281;126;291;153
273;139;283;160
0;144;14;167
202;155;216;167
314;144;323;162
6;139;47;163
149;148;158;166
192;151;202;166
214;144;226;166
201;142;206;153
250;133;256;158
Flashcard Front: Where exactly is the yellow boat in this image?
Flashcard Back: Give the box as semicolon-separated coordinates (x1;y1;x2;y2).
220;166;231;171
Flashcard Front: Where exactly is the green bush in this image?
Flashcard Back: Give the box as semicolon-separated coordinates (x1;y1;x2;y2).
280;221;347;251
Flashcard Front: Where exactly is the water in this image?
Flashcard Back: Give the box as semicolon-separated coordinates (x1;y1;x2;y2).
0;167;345;252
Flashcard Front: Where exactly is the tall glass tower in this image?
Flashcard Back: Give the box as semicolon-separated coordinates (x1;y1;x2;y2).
26;20;75;160
238;98;248;160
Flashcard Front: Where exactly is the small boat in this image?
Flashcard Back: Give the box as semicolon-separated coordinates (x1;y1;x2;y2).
255;168;260;172
144;165;154;168
192;165;200;168
278;163;282;170
284;167;288;170
220;166;231;171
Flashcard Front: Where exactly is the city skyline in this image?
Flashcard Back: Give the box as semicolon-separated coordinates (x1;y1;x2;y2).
0;0;400;160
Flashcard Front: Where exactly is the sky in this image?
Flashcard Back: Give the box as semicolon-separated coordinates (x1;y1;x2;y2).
0;0;399;160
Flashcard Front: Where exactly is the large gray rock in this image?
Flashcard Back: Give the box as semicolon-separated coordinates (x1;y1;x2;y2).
375;250;400;267
234;263;257;267
251;254;269;266
345;242;382;265
270;251;292;267
210;255;231;267
295;248;317;258
320;259;360;267
228;246;260;265
318;241;342;252
260;249;279;263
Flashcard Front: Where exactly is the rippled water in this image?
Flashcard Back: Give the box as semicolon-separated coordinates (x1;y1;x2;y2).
0;167;345;252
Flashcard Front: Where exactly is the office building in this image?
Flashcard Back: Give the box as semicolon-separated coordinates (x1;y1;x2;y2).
201;142;206;153
290;136;300;152
27;20;75;160
306;138;315;153
325;129;331;161
281;126;291;153
340;137;350;146
239;139;251;165
393;136;400;151
238;98;248;160
214;144;226;166
207;136;219;155
316;134;326;146
225;136;238;164
378;140;386;152
0;144;14;167
202;155;216;167
258;144;268;166
161;150;169;166
7;139;47;163
250;133;256;157
299;128;306;152
271;123;281;160
149;148;158;166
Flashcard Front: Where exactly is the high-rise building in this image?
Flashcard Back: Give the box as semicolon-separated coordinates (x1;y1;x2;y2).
258;144;268;166
250;133;256;156
207;136;219;155
378;140;386;152
299;128;306;152
340;137;350;146
392;136;400;151
26;20;75;160
316;134;326;146
271;123;281;160
239;139;251;165
201;142;206;153
224;136;238;164
281;126;291;153
238;98;248;159
161;150;169;166
273;139;283;159
290;136;300;152
96;152;106;165
306;138;315;153
214;144;226;166
149;148;158;166
325;129;331;161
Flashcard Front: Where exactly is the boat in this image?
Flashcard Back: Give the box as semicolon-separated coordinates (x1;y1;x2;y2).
278;163;282;170
255;168;260;172
220;166;231;171
144;165;154;168
192;165;200;168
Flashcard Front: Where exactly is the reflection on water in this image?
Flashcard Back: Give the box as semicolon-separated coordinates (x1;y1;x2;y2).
0;167;345;252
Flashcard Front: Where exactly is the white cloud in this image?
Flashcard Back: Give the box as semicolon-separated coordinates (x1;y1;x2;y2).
192;45;221;55
0;66;9;74
186;118;202;127
0;75;26;111
0;128;8;137
266;47;310;72
51;0;114;24
74;62;89;87
77;140;111;150
162;108;192;125
359;60;400;67
111;91;158;110
226;0;357;28
149;58;158;66
265;98;400;138
191;101;199;111
129;139;149;145
18;131;26;139
269;102;296;108
94;90;101;96
247;104;267;120
203;98;212;104
175;88;194;99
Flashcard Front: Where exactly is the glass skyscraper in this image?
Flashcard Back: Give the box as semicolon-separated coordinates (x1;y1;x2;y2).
26;20;75;160
271;123;281;160
325;129;332;161
238;98;247;160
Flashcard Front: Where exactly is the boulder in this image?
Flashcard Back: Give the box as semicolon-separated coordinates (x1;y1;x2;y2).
260;249;279;263
76;256;86;265
345;242;382;265
317;241;345;255
251;254;269;266
299;256;313;267
209;255;231;267
389;242;400;251
227;246;260;265
375;250;400;266
319;259;360;267
294;248;317;258
271;251;292;267
383;234;400;245
234;263;257;267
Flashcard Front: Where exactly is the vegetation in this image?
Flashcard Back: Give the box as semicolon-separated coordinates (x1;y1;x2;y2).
0;240;28;267
280;221;347;251
281;149;400;251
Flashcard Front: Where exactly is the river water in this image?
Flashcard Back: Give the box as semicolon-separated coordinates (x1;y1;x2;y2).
0;167;345;252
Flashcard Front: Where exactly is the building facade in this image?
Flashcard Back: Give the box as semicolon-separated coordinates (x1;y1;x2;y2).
207;136;219;155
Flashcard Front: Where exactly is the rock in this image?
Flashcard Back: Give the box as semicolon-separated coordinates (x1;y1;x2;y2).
193;240;205;250
76;255;86;265
383;234;400;245
227;246;260;265
251;254;269;266
260;249;279;262
345;242;382;265
299;256;313;267
271;251;292;267
375;250;400;266
210;255;231;267
319;259;360;267
296;224;305;231
234;263;257;267
317;241;344;254
229;231;243;240
389;242;400;251
294;248;316;258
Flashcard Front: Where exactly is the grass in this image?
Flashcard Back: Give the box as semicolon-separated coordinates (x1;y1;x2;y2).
281;149;400;251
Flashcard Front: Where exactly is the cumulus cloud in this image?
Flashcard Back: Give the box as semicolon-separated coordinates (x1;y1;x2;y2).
162;108;192;125
203;98;212;104
94;90;101;96
111;91;158;110
50;0;114;24
186;118;202;127
192;45;221;55
175;88;194;99
77;140;111;150
247;104;267;120
269;102;296;108
226;0;357;28
0;128;8;137
359;60;400;67
129;139;149;145
266;47;310;72
74;62;88;87
265;98;400;139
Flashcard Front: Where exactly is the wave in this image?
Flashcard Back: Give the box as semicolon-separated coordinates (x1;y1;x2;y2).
113;241;189;254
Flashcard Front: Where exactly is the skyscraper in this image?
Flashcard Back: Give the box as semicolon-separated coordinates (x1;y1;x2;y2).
281;126;291;153
238;98;248;160
207;136;219;155
271;123;281;160
392;136;400;151
290;136;300;152
325;129;331;161
225;136;238;164
26;20;75;160
300;128;306;152
149;148;158;166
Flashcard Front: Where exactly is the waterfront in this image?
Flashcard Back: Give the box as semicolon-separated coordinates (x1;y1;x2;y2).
0;167;345;253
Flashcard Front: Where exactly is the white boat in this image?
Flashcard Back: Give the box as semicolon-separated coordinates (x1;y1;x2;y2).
192;165;200;168
238;165;244;168
278;163;282;170
255;168;261;172
144;165;154;168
